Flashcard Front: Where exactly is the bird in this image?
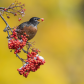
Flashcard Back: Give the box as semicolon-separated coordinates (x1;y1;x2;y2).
16;17;44;40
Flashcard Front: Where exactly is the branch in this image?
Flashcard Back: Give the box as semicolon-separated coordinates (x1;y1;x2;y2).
0;14;12;32
0;2;25;17
22;48;28;54
16;53;26;63
0;7;5;9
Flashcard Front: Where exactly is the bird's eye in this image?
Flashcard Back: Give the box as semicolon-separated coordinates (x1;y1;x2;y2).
34;18;37;21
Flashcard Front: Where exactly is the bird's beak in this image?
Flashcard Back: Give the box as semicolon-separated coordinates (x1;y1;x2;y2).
37;18;44;22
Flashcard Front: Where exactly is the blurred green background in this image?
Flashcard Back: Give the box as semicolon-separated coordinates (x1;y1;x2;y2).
0;0;84;84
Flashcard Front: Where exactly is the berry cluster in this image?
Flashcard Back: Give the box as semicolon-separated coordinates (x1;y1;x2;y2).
8;29;28;54
0;1;26;21
17;52;45;78
32;48;41;54
1;1;45;78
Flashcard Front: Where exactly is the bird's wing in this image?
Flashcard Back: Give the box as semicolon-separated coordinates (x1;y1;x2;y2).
16;23;37;40
17;22;29;30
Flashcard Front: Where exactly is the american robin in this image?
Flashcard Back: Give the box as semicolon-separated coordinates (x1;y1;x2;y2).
16;17;44;40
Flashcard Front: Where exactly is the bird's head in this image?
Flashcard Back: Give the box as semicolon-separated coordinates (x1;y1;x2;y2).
29;17;44;26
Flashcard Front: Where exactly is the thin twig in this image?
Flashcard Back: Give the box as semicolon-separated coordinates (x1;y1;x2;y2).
0;5;23;10
0;7;5;9
7;5;23;9
22;48;28;54
16;53;26;63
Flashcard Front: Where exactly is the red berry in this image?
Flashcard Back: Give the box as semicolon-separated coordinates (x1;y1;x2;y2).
36;49;38;52
23;36;26;38
7;16;10;19
19;2;21;4
41;18;44;21
18;18;21;21
4;8;7;11
14;13;17;16
21;35;23;38
24;33;26;35
13;29;16;31
15;37;18;40
23;4;25;6
14;52;17;54
24;9;26;11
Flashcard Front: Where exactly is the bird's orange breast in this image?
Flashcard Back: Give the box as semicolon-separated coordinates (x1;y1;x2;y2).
17;26;37;40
